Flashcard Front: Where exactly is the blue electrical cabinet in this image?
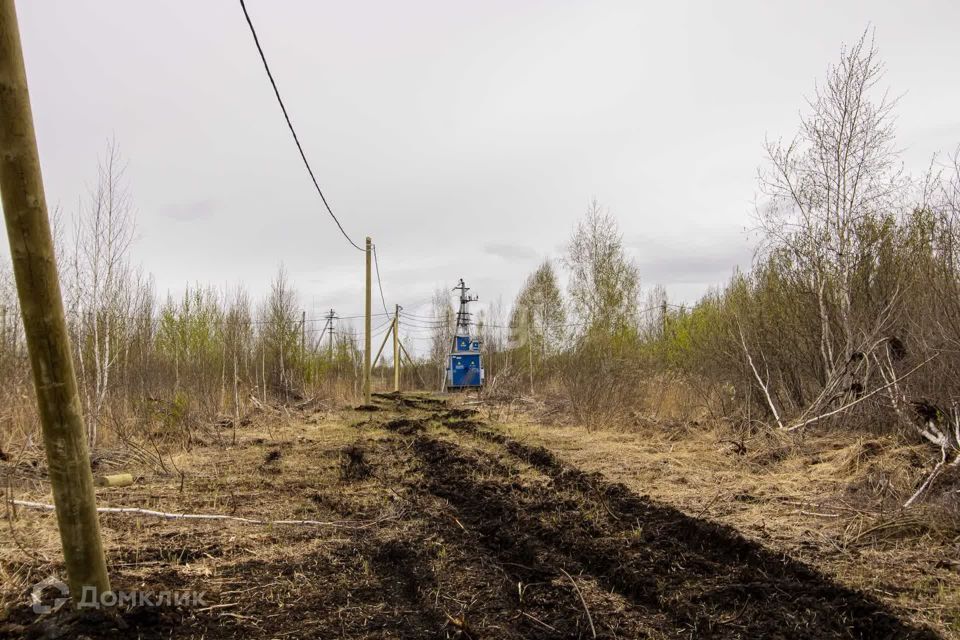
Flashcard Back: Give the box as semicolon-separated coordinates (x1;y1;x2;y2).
445;278;485;390
450;353;483;387
447;336;484;389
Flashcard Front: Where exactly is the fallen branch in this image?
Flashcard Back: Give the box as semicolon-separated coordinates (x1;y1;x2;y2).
738;324;783;429
248;394;280;414
12;499;394;529
784;354;938;432
904;445;955;508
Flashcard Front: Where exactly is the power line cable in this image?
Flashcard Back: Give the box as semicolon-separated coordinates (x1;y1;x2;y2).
398;316;447;328
372;244;390;316
338;312;391;320
238;0;363;251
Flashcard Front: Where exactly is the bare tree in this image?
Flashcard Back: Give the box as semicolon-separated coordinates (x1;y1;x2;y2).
66;139;137;447
428;287;455;391
260;265;300;400
758;29;904;382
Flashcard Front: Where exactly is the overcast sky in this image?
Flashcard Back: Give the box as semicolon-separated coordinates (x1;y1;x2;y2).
5;1;960;341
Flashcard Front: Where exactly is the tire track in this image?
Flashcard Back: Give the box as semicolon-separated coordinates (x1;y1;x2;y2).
411;434;684;638
412;407;939;639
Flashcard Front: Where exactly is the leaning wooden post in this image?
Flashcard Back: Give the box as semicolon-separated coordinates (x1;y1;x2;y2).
363;237;372;404
371;319;394;369
0;0;110;600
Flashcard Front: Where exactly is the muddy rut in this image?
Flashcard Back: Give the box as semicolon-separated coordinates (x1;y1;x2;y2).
379;396;937;639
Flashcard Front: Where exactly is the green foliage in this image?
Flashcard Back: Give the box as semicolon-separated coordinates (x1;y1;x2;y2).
156;285;224;367
564;200;640;335
510;260;567;379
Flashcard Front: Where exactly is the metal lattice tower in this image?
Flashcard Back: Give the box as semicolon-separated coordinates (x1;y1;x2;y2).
453;278;478;337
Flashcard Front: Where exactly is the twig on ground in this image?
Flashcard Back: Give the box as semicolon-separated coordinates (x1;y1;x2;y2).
718;596;752;625
517;610;559;633
559;568;596;639
12;499;396;530
695;489;724;519
904;445;951;508
195;602;239;613
591;484;621;521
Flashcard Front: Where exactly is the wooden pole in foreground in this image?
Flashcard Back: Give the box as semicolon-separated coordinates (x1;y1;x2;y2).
363;237;372;404
393;304;400;392
0;0;110;599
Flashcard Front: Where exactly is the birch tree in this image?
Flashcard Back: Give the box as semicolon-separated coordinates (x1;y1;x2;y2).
758;29;904;382
564;200;640;335
67;139;136;447
428;287;455;390
511;260;566;380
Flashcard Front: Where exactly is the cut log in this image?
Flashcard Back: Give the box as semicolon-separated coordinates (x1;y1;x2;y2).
96;473;134;488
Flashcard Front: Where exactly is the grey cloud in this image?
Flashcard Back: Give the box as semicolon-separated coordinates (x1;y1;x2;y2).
629;232;754;285
160;199;218;222
484;243;537;261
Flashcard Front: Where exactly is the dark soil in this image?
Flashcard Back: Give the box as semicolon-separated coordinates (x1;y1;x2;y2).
0;393;940;639
340;444;371;480
384;417;428;436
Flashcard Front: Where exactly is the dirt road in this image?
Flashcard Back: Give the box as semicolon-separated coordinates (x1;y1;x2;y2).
1;393;940;638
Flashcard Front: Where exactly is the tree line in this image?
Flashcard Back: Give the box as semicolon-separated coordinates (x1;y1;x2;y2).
494;31;960;505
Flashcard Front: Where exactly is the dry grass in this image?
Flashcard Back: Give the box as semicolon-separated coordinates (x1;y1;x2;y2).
0;406;391;611
496;416;960;636
0;396;956;637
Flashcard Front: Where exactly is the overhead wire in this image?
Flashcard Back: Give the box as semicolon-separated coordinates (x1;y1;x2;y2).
372;244;390;316
239;0;411;332
239;2;697;345
401;303;680;331
238;0;364;251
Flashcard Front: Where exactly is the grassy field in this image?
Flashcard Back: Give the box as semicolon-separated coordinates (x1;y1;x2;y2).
0;393;955;638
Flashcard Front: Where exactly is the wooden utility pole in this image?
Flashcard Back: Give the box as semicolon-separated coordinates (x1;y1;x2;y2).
393;304;401;392
661;300;668;338
363;237;372;404
326;308;335;361
0;0;111;600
